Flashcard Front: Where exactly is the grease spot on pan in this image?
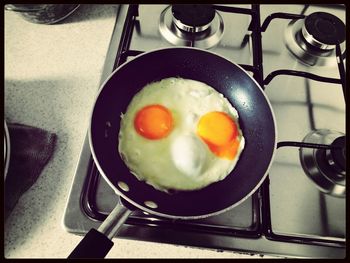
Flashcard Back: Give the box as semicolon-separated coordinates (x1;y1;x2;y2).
104;121;112;138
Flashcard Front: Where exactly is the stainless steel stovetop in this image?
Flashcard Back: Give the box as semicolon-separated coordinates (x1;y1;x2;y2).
63;4;346;258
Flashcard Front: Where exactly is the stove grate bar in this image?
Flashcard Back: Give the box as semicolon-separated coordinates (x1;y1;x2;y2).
113;4;139;70
260;178;345;248
260;12;305;32
212;5;253;15
277;141;342;150
335;43;346;103
263;69;342;86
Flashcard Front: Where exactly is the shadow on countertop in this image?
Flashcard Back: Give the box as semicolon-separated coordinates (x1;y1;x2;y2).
56;4;118;25
4;77;86;252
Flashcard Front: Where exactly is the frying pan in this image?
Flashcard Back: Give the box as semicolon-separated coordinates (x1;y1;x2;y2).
68;47;277;258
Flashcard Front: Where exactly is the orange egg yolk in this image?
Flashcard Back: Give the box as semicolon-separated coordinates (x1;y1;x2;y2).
197;111;239;160
134;104;173;140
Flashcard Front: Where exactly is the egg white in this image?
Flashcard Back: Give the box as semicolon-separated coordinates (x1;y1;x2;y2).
118;77;245;192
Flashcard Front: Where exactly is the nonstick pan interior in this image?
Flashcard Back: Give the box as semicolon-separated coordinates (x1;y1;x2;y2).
90;47;276;218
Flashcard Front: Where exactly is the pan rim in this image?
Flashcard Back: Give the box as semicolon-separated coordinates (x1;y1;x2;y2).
88;46;278;219
4;120;11;182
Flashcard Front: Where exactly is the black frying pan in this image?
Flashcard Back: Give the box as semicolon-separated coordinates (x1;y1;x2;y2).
68;47;276;258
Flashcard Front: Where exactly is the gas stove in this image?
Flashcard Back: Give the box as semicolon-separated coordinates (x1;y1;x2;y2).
63;4;346;258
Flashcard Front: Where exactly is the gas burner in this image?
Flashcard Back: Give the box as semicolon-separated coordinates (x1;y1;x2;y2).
172;5;215;33
284;12;346;66
300;130;346;197
159;5;224;49
302;12;346;50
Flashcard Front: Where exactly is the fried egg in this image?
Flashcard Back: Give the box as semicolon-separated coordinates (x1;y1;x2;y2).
118;77;245;191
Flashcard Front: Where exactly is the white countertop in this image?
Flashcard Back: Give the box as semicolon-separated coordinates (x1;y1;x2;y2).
4;4;268;258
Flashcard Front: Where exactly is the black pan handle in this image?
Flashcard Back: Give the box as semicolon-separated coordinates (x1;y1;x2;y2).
68;228;114;258
68;199;133;258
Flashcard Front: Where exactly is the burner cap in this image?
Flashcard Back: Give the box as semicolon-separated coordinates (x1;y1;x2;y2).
172;5;215;33
302;12;346;50
328;136;346;172
159;5;224;49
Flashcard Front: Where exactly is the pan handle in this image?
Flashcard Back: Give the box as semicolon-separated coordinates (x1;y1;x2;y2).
68;199;133;258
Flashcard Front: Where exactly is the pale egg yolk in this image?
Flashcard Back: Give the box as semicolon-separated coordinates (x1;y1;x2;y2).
134;104;173;140
197;111;239;160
